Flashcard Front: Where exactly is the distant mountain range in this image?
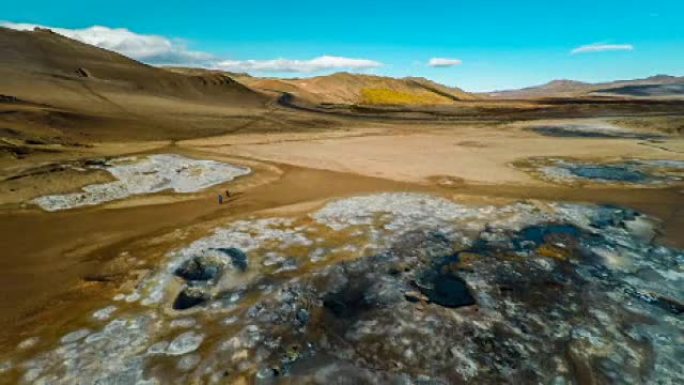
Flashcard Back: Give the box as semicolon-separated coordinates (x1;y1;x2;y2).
484;75;684;99
2;25;682;117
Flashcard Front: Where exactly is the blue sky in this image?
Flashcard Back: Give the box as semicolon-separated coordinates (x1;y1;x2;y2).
3;0;683;91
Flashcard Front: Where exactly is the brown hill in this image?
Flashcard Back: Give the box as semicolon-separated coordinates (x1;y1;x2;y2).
236;72;476;106
0;27;269;143
485;75;684;99
0;27;266;107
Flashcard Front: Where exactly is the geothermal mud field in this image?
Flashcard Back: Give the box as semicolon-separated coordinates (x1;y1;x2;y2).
518;158;684;186
1;121;683;385
3;192;684;384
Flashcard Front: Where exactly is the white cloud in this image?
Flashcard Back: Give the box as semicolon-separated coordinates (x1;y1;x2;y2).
214;56;382;73
1;22;383;73
428;58;463;67
1;21;214;65
571;43;634;54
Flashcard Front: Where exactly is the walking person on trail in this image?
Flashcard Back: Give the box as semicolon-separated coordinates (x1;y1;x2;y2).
218;194;224;205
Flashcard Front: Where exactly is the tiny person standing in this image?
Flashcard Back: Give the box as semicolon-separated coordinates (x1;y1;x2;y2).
218;194;223;205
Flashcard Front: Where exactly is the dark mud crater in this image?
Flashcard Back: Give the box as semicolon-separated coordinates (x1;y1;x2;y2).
241;209;682;384
519;157;684;186
528;125;663;140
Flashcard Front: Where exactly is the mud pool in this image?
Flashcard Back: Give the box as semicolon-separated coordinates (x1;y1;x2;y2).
31;154;251;211
3;193;683;384
528;125;663;140
519;158;684;186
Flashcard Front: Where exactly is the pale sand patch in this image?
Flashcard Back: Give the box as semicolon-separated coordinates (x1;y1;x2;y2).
179;126;388;147
187;125;684;185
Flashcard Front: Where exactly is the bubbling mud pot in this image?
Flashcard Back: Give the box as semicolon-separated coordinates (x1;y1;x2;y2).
517;157;684;186
31;154;250;211
2;193;682;384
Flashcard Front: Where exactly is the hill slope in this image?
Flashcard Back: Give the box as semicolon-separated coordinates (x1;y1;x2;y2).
0;27;266;107
235;72;477;105
0;27;270;142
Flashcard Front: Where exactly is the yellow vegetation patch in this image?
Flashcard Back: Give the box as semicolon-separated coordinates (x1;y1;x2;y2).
360;88;453;105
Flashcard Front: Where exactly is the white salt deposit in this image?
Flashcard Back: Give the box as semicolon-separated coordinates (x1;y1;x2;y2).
92;305;117;321
17;337;39;351
640;159;684;169
170;318;196;329
167;331;204;355
146;341;169;355
312;193;484;232
60;328;90;344
177;353;201;371
32;154;250;211
11;193;684;384
555;124;633;135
